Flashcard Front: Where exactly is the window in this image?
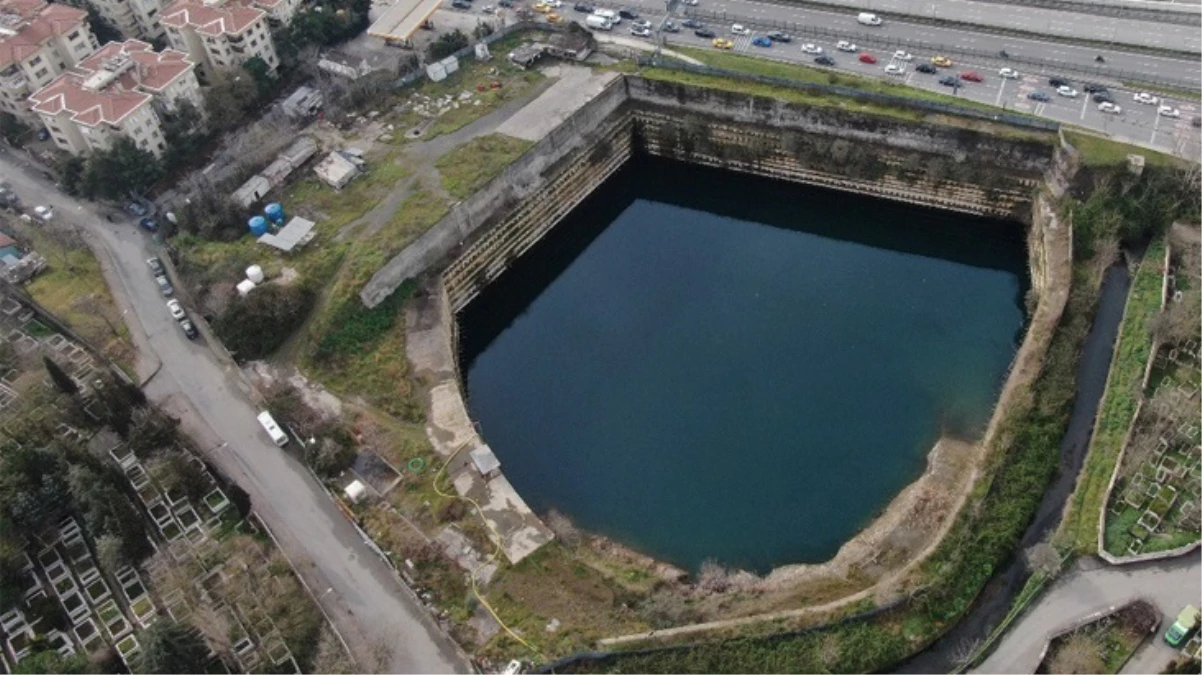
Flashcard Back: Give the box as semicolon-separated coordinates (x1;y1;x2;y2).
157;141;164;150
29;56;41;66
33;68;47;79
67;30;80;40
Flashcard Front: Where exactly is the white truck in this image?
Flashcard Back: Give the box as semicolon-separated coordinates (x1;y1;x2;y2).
257;411;289;447
592;7;620;23
857;11;882;25
586;13;613;29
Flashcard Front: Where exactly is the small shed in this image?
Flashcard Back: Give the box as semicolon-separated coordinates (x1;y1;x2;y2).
469;445;501;480
344;480;368;504
258;216;317;253
314;152;361;189
281;86;323;119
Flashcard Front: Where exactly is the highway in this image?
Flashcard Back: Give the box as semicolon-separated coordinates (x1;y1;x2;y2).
0;156;469;674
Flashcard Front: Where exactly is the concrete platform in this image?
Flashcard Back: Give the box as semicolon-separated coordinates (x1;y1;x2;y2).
495;66;620;142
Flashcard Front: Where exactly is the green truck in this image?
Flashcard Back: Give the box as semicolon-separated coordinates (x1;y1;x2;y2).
1165;605;1200;648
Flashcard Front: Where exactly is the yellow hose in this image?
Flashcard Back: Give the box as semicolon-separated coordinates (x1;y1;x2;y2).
432;444;547;662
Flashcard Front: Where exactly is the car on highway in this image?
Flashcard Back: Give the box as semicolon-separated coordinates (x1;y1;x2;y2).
499;0;513;7
915;62;936;74
1194;116;1201;129
938;76;960;88
767;30;791;42
546;11;563;21
959;71;983;82
1057;85;1079;98
1097;101;1122;114
892;50;912;60
618;7;637;18
1158;105;1181;118
167;299;186;320
662;20;679;31
730;23;749;34
682;0;698;5
1133;92;1160;105
1082;83;1107;94
751;35;772;47
814;55;835;66
630;24;650;36
1027;91;1051;102
694;28;715;37
632;19;650;28
1047;77;1071;88
33;205;52;221
179;318;198;340
836;40;856;52
884;63;905;75
573;2;592;10
681;18;702;28
712;37;733;49
800;43;822;54
155;274;173;296
858;52;876;64
998;67;1019;79
931;55;952;67
147;256;165;275
1092;91;1114;104
532;2;550;12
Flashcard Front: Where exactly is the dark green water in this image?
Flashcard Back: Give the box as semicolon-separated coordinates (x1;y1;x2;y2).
459;157;1027;574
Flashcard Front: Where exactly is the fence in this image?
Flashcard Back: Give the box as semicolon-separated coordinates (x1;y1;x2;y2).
676;7;1202;92
636;56;1062;131
925;0;1201;24
393;21;569;88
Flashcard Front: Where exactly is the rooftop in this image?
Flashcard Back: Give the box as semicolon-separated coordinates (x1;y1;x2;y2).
77;40;195;93
29;68;151;127
0;0;88;70
366;0;440;43
161;0;265;37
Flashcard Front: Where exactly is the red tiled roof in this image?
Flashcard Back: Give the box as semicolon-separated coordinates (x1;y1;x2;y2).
28;69;151;127
0;0;87;69
78;39;195;92
160;0;264;37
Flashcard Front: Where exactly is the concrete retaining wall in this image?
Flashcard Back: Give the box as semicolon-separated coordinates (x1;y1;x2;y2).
360;76;629;308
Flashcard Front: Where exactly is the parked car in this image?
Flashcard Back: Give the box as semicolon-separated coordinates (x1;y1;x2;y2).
167;299;186;320
1057;85;1079;97
915;62;937;74
694;28;715;37
36;128;50;142
938;76;960;88
1133;92;1160;105
179;318;198;340
858;52;877;64
662;20;679;31
959;70;983;82
33;205;52;221
630;25;650;36
573;2;592;10
712;37;733;49
618;7;637;18
766;30;791;42
125;201;149;217
998;67;1019;79
1165;606;1199;648
800;43;822;54
1082;83;1107;94
836;40;856;52
681;18;702;28
453;1;472;10
814;55;835;66
931;55;952;67
892;49;912;60
146;256;164;275
155;275;174;296
546;11;562;21
1158;105;1181;118
1027;91;1051;102
139;217;158;232
884;63;905;75
499;0;514;7
751;35;772;47
1092;91;1114;103
729;23;749;34
632;18;651;29
1047;76;1071;88
1097;101;1122;114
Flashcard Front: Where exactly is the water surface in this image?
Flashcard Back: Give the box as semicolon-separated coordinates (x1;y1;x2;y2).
460;158;1027;573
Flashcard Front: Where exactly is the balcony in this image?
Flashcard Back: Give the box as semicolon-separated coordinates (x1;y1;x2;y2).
0;72;27;91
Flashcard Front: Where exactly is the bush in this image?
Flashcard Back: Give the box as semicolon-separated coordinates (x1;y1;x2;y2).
427;29;469;61
311;280;413;364
214;283;317;361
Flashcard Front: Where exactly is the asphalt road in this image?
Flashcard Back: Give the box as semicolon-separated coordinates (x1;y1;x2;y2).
0;156;469;674
974;554;1201;674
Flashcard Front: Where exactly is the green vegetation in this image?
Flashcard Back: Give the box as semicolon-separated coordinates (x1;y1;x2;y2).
214;283;318;360
436;134;534;200
1039;601;1158;673
131;621;210;674
313;280;415;363
1064;130;1185;169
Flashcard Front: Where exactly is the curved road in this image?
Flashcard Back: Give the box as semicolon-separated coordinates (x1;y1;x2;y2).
0;154;468;674
975;554;1201;674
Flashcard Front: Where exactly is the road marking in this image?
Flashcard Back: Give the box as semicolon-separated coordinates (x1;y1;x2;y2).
1150;113;1161;146
994;78;1006;107
1079;95;1088;121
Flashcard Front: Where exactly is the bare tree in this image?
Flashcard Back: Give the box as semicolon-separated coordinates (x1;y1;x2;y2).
310;627;357;674
1049;633;1105;674
1025;542;1063;578
544;509;581;548
190;603;234;661
950;637;981;670
696;559;732;593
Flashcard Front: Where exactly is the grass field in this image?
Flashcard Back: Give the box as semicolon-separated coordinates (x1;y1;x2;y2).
437;134;534;200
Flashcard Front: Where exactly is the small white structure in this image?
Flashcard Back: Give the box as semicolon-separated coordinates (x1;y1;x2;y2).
246;265;265;284
469;445;501;480
313;152;361;189
258;216;318;253
344;480;367;504
474;43;491;61
317;51;378;80
236;279;257;296
281;86;323;119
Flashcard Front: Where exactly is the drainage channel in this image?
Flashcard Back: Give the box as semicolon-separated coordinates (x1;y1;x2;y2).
898;260;1135;674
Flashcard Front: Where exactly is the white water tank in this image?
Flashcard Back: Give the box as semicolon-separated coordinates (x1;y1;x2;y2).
246;265;265;284
236;279;257;296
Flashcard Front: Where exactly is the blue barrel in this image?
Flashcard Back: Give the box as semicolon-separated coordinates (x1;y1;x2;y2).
264;203;285;224
248;216;269;236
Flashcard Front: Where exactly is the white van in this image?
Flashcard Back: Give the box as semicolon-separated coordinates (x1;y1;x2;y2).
857;12;881;25
593;7;620;23
586;14;613;30
257;411;289;447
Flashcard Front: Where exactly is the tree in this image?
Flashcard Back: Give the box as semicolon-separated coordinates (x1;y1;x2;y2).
126;406;179;457
305;436;355;477
83;5;123;44
147;449;207;502
80;138;163;201
132;621;210;674
94;533;127;575
1024;542;1062;577
0;446;72;533
203;69;261;135
242;56;274;96
0;112;30;145
1049;633;1105;674
427;29;469;61
56;155;85;196
213;283;317;360
161;100;209;173
544;509;581;547
13;649;90;674
42;356;79;396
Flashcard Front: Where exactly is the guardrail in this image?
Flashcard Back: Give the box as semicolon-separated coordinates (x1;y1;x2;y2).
637;55;1062;131
678;7;1202;92
952;0;1200;23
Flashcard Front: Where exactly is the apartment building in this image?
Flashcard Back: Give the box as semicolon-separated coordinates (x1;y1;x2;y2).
88;0;169;42
0;0;98;122
161;0;283;75
28;40;201;156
